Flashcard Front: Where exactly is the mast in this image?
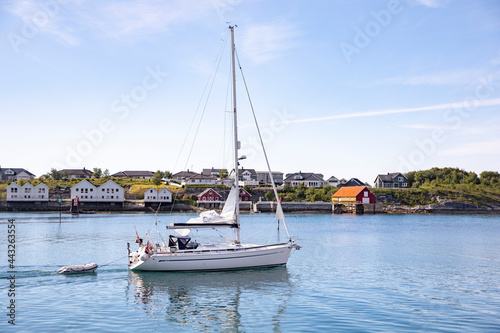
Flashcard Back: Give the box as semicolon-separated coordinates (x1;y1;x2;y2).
230;25;241;244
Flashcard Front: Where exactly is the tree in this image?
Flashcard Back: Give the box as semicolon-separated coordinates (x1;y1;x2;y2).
480;171;500;185
243;185;253;194
265;191;275;201
103;169;110;178
93;168;102;178
152;171;163;186
219;169;228;179
49;168;64;180
163;170;172;179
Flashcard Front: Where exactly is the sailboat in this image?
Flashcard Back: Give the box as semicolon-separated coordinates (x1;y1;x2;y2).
128;26;300;272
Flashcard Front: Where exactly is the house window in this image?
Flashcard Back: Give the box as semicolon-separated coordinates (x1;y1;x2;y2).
398;177;404;182
402;183;407;187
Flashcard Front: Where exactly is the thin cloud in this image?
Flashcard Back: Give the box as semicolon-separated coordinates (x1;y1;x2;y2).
376;69;484;86
84;0;213;39
4;0;215;44
6;0;80;45
241;23;301;64
288;98;500;124
399;123;500;135
412;0;450;8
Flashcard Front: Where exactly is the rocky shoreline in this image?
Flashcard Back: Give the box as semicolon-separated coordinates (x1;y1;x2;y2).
385;199;500;214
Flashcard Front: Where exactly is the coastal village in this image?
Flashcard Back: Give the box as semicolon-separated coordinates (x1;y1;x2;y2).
1;166;499;214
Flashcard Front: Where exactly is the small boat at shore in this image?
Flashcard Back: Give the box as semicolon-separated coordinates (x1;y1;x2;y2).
58;262;98;274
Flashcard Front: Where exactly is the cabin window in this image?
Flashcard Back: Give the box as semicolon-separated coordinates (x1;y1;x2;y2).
364;191;368;197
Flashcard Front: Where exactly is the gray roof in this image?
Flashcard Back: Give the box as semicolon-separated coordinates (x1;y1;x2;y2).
0;168;35;176
240;168;257;175
284;172;325;182
186;174;217;180
60;169;93;176
172;170;199;179
376;173;406;182
202;168;222;176
343;178;365;186
112;170;154;177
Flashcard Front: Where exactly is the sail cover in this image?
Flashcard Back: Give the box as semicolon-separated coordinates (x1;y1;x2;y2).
169;187;238;230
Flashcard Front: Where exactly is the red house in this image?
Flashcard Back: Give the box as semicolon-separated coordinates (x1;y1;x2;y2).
197;188;222;202
332;186;376;205
239;188;252;202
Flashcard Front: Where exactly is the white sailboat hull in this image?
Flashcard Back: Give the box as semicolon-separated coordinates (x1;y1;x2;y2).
129;243;293;272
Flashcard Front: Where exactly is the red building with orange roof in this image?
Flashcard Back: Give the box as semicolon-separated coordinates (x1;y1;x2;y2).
332;186;376;205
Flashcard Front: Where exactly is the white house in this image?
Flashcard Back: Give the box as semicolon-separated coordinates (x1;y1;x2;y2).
327;176;339;187
20;183;35;200
34;183;49;201
6;183;21;201
181;174;217;186
229;168;259;187
97;180;124;202
6;182;48;201
144;187;173;203
71;179;98;201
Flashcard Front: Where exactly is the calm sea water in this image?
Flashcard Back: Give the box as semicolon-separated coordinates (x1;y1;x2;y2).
1;212;499;332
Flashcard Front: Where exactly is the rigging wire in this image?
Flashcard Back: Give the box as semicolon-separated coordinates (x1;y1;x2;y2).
182;30;229;172
172;30;229;174
235;50;292;241
167;28;229;215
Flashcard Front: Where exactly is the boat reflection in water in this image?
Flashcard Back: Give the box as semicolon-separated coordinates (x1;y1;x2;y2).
127;268;292;331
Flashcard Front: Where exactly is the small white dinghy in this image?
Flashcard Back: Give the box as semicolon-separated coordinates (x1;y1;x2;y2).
57;262;98;274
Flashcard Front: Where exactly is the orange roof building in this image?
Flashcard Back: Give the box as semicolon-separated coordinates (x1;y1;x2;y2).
332;186;376;205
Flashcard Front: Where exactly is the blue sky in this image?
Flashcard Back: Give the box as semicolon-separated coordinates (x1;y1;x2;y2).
1;0;499;184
